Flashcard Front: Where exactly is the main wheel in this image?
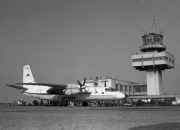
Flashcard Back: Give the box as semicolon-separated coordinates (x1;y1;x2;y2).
82;102;88;106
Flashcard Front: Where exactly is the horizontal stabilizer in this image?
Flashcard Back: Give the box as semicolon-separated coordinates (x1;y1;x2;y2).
7;84;27;91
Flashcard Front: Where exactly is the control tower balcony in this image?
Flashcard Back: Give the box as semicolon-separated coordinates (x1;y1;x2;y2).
132;51;175;71
140;44;166;52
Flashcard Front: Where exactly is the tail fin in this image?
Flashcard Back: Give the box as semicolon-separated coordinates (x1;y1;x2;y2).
23;65;35;83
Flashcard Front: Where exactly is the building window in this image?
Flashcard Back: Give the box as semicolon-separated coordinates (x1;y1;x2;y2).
161;57;165;60
116;84;119;90
125;85;127;91
144;57;153;61
165;57;168;61
120;85;123;91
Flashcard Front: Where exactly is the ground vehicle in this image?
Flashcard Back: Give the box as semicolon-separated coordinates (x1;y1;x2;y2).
124;101;133;107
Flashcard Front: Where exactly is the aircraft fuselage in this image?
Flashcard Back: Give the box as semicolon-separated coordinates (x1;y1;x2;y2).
23;91;124;102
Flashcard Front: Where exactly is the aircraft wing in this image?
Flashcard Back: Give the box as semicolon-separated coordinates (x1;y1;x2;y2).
16;83;67;89
15;83;68;94
7;84;27;91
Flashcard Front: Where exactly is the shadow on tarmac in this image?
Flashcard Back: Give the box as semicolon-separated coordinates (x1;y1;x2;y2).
0;106;180;113
128;122;180;130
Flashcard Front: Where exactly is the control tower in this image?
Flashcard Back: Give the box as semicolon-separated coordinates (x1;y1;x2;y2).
132;29;175;95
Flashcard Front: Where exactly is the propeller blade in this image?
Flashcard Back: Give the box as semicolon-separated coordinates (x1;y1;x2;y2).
105;79;107;87
77;80;83;95
77;78;89;95
82;78;86;86
94;86;98;93
77;80;82;87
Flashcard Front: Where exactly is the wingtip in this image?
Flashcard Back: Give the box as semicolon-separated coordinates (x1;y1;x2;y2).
6;84;13;86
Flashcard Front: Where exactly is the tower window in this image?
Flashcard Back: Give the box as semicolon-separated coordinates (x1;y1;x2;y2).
156;36;161;43
160;37;163;44
154;36;158;43
149;35;154;43
143;38;146;45
146;37;149;43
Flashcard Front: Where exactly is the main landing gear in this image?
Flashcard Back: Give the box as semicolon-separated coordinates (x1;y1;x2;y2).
82;102;88;106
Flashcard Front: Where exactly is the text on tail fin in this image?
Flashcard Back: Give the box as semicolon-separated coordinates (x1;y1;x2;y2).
23;65;35;83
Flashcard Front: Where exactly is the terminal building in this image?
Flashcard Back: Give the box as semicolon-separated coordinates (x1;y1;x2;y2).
84;77;147;96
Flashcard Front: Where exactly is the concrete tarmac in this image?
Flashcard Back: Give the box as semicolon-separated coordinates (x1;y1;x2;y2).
0;106;180;130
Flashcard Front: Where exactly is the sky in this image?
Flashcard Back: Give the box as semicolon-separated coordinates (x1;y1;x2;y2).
0;0;180;102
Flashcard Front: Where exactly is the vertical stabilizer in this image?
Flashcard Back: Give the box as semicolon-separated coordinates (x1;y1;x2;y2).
23;65;35;83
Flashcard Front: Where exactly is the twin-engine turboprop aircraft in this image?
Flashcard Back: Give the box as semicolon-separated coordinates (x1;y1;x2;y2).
7;65;125;106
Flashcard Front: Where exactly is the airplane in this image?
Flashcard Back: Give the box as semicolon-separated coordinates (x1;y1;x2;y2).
7;65;125;106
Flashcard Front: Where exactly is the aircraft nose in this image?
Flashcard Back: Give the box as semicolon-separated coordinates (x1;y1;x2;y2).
116;92;125;99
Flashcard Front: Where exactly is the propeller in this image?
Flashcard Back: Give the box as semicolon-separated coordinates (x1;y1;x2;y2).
77;78;88;94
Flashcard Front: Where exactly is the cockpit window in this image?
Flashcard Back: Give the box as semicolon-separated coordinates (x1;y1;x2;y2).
105;87;116;91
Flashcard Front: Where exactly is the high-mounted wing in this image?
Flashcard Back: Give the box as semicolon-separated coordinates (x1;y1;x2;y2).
16;83;67;88
15;83;68;94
